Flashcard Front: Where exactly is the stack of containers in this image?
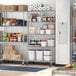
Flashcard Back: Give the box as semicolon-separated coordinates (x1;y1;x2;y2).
3;45;23;60
0;31;27;42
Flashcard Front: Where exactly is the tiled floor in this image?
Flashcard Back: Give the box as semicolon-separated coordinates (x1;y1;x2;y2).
0;64;57;76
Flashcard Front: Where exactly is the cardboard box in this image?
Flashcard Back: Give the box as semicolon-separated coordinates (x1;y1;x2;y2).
3;50;9;54
11;54;23;60
2;5;18;11
4;49;18;55
4;45;15;50
73;11;76;17
18;5;28;11
73;16;76;26
3;54;11;59
9;50;18;54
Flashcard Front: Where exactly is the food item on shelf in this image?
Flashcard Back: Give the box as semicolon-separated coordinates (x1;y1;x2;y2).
29;27;36;34
42;17;47;22
29;40;36;45
40;28;45;34
47;17;51;22
2;18;27;26
3;32;7;37
0;31;27;42
21;34;27;42
3;45;23;60
37;16;41;22
29;14;32;21
36;40;41;46
10;37;17;42
18;5;28;11
41;40;47;47
29;39;55;47
5;20;12;26
28;4;52;11
32;14;37;22
2;5;18;11
7;33;12;37
5;37;10;42
16;19;27;26
3;18;16;26
17;34;22;42
11;33;17;37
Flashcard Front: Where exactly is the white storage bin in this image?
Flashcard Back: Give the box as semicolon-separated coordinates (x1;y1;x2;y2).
47;40;55;47
36;51;43;61
41;40;47;47
44;51;52;56
28;51;35;61
40;29;45;34
46;29;54;34
48;24;54;29
44;56;51;61
46;29;51;34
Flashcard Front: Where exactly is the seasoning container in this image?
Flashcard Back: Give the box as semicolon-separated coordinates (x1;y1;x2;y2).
41;40;47;47
11;33;17;37
10;37;17;42
29;27;36;34
18;34;22;42
30;40;36;45
42;17;47;22
51;17;54;22
32;14;38;22
45;29;51;34
5;37;10;42
37;16;41;22
22;34;27;42
40;28;45;34
7;33;12;37
47;17;51;22
36;40;41;46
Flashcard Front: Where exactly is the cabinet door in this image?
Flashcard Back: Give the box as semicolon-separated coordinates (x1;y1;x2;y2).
56;0;71;64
